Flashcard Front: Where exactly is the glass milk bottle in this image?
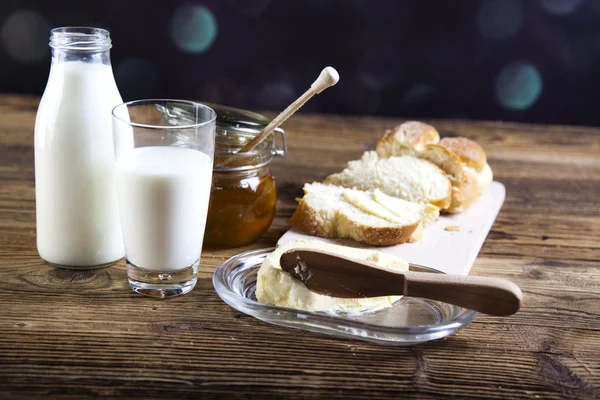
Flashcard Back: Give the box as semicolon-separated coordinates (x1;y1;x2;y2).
34;27;125;269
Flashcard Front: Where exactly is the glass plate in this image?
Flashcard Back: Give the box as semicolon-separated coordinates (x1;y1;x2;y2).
212;248;477;346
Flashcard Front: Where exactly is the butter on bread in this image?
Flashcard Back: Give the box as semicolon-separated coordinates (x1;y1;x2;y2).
255;240;409;312
289;183;438;246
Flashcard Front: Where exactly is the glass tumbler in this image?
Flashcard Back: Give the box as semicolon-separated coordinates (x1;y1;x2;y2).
112;99;216;298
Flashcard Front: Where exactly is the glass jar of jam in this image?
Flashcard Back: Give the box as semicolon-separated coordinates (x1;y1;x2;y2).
157;102;286;247
204;105;286;247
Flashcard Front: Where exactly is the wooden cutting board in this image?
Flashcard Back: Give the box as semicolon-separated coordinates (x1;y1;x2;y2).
277;181;506;276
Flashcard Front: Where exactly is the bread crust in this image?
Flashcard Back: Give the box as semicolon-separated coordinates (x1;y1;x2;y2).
289;197;420;246
337;214;419;246
439;137;487;172
408;221;424;243
377;121;440;157
420;143;465;184
445;168;479;213
289;199;337;238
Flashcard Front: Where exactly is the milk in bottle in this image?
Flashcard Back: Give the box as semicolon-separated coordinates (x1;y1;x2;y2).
34;27;126;268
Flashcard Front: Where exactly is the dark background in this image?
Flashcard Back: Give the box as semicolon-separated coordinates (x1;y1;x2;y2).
1;0;598;125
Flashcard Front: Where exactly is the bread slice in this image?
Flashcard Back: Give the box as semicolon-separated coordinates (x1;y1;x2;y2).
448;167;479;213
289;183;433;246
324;151;452;209
437;137;493;199
418;144;462;183
417;143;474;213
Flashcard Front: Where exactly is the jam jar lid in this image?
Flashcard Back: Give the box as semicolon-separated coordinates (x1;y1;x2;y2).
208;103;286;170
158;101;286;171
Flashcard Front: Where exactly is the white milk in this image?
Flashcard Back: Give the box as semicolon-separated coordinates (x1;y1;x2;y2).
35;61;126;267
115;146;213;271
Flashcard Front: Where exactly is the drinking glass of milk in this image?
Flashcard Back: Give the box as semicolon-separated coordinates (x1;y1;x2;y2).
112;100;216;298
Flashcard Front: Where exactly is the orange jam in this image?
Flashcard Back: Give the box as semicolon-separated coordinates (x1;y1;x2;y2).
204;168;277;247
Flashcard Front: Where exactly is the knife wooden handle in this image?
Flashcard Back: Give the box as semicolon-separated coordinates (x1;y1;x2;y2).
403;271;523;316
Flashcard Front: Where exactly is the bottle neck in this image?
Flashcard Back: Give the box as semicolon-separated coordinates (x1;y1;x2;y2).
51;47;111;66
49;27;112;66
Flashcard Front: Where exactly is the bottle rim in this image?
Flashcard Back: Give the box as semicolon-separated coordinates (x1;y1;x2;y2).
50;27;112;50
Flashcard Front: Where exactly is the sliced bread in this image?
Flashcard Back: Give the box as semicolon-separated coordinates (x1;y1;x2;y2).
289;183;436;246
376;127;493;213
439;137;493;196
324;151;452;209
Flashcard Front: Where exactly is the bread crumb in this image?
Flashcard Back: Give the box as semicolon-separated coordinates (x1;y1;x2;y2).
445;225;461;232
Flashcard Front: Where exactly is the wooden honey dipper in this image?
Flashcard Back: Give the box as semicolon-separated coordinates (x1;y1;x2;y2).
223;67;339;165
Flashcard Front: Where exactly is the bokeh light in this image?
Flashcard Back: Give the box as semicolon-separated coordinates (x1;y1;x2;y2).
115;58;160;100
476;0;523;40
1;10;50;63
495;62;543;110
169;4;217;54
539;0;582;15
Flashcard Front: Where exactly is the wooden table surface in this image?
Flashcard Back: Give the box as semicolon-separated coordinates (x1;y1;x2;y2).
0;94;599;399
